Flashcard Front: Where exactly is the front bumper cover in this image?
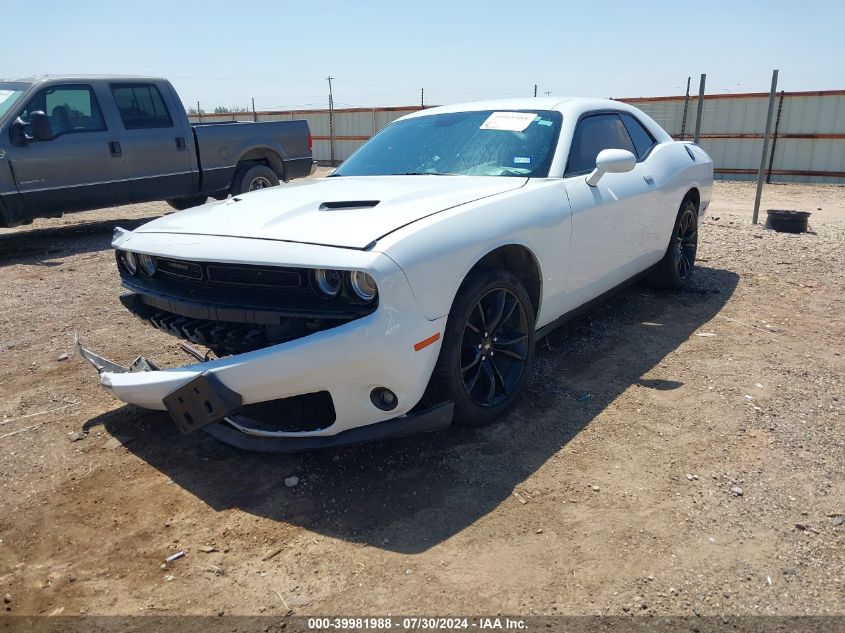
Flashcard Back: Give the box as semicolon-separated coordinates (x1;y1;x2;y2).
77;337;452;452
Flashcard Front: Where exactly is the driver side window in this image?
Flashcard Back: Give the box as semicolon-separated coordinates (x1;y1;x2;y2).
20;84;106;138
565;113;636;176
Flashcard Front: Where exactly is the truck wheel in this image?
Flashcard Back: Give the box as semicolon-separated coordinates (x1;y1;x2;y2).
166;196;207;211
211;191;229;201
422;269;536;427
648;197;699;289
232;164;280;195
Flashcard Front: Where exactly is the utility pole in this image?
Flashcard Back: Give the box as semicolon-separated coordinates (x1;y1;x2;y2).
534;84;537;97
196;101;202;123
752;69;779;224
252;97;256;122
680;76;691;140
326;76;335;165
693;73;706;144
421;88;424;108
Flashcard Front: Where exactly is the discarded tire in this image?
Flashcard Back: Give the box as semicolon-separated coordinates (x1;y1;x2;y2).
765;209;810;233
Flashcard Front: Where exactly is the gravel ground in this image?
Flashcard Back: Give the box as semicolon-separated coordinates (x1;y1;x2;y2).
0;179;843;619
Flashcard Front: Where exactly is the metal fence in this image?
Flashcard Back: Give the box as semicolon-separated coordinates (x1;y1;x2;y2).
188;90;845;183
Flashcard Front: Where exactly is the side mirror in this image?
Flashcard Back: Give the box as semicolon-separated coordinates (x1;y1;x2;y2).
30;111;54;142
586;148;636;187
9;117;28;146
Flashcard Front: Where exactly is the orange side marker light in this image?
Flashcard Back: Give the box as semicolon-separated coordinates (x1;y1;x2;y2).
413;332;441;352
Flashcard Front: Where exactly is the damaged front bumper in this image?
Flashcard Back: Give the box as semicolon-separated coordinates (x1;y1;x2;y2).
79;247;453;452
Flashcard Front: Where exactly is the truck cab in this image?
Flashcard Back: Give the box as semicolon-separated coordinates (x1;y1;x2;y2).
0;75;312;227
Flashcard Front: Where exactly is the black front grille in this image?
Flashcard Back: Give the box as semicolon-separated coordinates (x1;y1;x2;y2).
206;264;302;288
157;259;203;280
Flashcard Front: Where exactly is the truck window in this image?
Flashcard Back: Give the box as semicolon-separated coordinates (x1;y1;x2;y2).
20;85;106;136
111;84;174;130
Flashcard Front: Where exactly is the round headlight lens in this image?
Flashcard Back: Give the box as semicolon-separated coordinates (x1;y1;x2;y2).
121;251;138;275
314;269;342;297
138;254;157;276
350;271;377;302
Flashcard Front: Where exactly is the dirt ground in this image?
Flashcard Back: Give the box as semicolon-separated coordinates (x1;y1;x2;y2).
0;178;843;620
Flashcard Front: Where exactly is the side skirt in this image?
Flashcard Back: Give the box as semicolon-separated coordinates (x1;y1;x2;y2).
535;267;654;341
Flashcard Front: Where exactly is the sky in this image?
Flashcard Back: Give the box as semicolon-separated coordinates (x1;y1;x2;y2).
3;0;844;112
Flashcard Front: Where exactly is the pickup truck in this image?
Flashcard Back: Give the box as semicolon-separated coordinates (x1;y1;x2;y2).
0;75;312;227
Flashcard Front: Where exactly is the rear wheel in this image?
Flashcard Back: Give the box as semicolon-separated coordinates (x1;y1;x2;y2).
422;269;535;427
649;197;698;289
232;163;280;195
166;196;207;211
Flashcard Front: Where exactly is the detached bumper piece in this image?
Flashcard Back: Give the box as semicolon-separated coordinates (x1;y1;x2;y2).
76;337;453;452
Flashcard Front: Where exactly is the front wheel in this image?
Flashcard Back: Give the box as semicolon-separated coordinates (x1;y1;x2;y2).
422;269;536;427
649;197;699;289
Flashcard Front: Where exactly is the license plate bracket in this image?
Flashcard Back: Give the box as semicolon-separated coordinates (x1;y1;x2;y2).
162;371;243;435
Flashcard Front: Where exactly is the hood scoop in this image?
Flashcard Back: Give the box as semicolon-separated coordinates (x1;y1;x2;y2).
319;200;380;211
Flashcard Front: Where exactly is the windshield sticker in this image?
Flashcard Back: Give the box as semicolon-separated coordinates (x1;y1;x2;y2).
513;157;531;164
480;111;537;132
537;119;553;126
0;90;14;105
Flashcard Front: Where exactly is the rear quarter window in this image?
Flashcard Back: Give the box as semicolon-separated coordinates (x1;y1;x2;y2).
111;84;173;129
620;113;657;159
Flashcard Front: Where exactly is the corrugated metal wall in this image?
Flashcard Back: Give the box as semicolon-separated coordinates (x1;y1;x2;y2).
624;90;845;183
188;90;845;183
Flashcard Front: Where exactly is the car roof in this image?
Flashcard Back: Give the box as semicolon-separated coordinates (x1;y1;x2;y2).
1;75;167;85
396;96;672;141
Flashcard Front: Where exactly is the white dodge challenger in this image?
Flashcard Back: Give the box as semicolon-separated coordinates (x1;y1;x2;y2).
80;97;713;452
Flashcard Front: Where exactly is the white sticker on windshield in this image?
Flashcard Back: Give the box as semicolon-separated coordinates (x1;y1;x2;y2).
0;90;14;104
513;157;531;164
480;111;537;132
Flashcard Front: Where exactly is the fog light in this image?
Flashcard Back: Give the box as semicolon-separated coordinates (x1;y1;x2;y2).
370;387;398;411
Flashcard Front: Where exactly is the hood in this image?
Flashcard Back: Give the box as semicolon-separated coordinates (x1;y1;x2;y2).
135;175;526;249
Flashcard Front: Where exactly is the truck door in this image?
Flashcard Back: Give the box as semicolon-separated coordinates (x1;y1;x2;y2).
109;82;194;203
8;83;128;215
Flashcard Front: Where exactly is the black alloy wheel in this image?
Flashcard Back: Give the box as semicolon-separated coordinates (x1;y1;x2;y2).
649;197;699;289
675;206;698;281
421;268;536;427
461;288;531;408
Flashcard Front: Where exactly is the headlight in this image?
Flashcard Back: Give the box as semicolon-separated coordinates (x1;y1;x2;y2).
349;270;377;302
138;254;157;276
314;269;342;297
120;251;138;275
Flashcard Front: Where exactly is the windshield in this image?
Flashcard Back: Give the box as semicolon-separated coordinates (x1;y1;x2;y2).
0;83;30;121
334;109;562;178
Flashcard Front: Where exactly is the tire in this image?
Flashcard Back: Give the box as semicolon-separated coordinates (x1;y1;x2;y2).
648;197;699;289
231;163;280;195
166;196;207;211
211;191;229;201
422;268;536;427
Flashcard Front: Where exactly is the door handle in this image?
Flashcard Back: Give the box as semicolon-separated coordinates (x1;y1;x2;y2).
108;141;122;157
175;136;187;150
643;173;655;184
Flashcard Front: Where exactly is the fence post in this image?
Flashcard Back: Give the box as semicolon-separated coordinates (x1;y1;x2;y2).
680;76;691;140
766;90;785;183
693;74;706;144
752;69;779;225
